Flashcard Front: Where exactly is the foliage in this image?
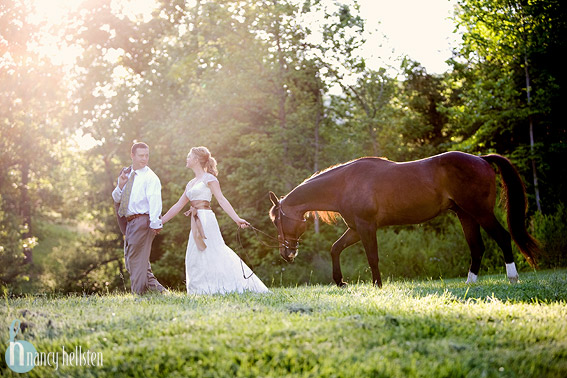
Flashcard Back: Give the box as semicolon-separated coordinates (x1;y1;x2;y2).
532;203;567;269
0;0;79;288
1;270;566;377
0;195;33;293
449;0;567;213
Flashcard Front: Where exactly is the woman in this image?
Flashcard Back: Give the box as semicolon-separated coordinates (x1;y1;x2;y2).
162;146;269;294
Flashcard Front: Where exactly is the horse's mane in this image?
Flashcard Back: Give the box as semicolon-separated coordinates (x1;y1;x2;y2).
302;157;389;224
308;210;341;224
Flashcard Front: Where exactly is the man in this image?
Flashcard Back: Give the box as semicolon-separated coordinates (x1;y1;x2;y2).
112;142;166;294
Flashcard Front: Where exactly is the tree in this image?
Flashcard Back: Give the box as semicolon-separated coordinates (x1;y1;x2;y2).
0;0;68;289
397;60;454;158
451;0;567;213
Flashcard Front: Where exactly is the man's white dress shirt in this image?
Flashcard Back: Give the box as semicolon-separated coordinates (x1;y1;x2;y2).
112;166;163;229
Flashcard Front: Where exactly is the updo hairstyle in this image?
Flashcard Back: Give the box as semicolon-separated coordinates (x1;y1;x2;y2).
191;146;218;176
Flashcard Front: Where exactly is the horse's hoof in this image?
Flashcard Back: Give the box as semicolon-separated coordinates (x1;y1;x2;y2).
508;275;519;284
466;271;478;284
337;281;348;288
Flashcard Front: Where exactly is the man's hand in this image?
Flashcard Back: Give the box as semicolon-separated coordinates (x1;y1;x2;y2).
118;167;130;189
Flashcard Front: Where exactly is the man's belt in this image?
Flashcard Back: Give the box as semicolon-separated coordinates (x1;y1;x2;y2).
126;213;148;222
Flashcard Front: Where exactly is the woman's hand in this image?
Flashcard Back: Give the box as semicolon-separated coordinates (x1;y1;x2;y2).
236;218;250;228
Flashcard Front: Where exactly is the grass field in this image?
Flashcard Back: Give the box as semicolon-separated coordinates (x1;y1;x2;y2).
1;270;566;377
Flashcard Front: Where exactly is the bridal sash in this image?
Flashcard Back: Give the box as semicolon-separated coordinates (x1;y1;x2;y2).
187;200;211;251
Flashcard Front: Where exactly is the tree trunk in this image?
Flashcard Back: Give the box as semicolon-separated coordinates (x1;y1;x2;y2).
313;89;322;234
272;1;292;192
524;54;542;212
20;161;33;264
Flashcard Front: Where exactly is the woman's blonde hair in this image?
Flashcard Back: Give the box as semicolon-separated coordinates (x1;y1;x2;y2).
191;146;218;176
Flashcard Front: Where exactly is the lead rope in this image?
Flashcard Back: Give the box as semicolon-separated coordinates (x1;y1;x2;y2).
236;224;280;279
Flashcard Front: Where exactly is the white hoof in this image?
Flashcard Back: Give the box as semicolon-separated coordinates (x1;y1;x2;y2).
506;263;519;284
466;271;478;284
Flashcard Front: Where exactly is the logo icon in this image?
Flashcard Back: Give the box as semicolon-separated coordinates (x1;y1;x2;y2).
5;319;37;373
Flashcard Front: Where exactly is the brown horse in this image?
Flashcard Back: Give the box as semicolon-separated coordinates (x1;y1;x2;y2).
269;151;539;287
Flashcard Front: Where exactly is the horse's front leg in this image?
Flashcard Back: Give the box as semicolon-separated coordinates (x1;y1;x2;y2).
330;228;360;287
355;218;382;288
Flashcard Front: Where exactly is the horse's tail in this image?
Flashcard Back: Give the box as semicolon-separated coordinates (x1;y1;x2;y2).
481;154;540;268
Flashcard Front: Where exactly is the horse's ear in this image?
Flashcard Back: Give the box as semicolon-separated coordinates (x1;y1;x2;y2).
269;191;279;207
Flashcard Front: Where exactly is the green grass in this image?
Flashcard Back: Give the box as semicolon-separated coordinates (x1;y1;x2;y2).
1;270;566;377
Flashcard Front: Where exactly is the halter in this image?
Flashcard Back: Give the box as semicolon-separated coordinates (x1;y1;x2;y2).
276;205;306;250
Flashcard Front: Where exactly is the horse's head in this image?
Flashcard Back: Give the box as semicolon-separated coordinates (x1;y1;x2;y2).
269;191;307;262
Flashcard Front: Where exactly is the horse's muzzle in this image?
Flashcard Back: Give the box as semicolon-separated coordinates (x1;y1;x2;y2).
281;248;298;262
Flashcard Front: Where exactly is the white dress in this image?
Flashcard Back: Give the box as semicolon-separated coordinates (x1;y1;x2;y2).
184;173;270;295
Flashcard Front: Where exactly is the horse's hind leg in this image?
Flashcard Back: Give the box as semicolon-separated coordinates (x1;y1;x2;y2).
456;209;485;284
354;218;382;288
477;214;519;283
331;228;360;287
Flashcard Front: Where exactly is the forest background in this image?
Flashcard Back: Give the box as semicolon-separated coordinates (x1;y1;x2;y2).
1;0;566;294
